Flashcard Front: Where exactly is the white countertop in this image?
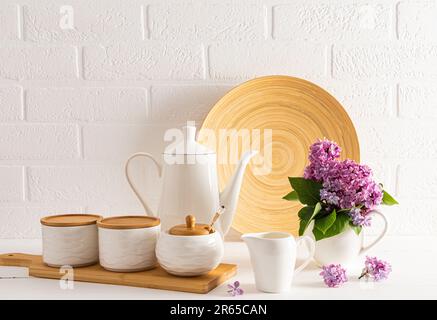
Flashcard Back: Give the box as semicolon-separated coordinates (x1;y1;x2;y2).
0;237;436;300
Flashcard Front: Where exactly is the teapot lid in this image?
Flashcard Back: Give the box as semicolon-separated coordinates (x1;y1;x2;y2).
169;215;211;236
163;125;214;155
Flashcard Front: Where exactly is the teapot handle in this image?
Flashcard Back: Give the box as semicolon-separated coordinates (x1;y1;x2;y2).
359;209;388;255
294;236;315;274
125;152;162;217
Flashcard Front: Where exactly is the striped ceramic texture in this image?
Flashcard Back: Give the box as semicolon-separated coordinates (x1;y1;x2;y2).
42;224;99;267
98;225;160;272
156;231;223;276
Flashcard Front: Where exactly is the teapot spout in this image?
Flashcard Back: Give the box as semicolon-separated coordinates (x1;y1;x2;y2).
219;150;258;235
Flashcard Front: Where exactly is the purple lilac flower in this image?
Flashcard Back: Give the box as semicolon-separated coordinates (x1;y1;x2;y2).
320;264;348;288
303;140;384;228
304;160;335;181
359;256;392;281
308;139;341;163
320;189;340;206
348;208;372;227
304;139;383;215
321;159;383;211
227;281;244;296
304;139;341;181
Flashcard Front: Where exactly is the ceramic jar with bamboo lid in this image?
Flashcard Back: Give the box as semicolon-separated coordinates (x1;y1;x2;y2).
41;214;102;267
156;215;224;276
97;216;160;272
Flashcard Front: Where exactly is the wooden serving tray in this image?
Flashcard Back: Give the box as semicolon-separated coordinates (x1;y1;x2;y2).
0;253;237;294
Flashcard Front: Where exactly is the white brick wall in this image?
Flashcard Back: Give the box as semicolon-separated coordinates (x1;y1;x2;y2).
0;86;22;121
0;4;19;41
0;46;78;80
26;88;148;122
273;2;392;41
0;167;23;202
23;1;142;43
0;0;435;238
209;42;327;80
151;85;233;122
399;84;437;118
83;44;204;80
148;2;264;41
333;43;437;80
0;125;78;160
398;0;437;40
82;124;166;161
28;166;139;203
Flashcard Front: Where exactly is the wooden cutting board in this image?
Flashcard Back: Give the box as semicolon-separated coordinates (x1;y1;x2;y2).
0;253;237;294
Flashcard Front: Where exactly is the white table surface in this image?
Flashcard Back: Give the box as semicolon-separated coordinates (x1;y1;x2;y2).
0;237;436;300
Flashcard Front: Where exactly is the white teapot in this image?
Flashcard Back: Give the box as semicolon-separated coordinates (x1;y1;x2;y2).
125;125;257;236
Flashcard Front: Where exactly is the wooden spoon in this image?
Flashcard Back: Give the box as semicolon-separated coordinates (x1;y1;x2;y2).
205;205;225;233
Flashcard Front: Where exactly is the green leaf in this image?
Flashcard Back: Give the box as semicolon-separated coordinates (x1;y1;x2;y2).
382;190;399;206
288;177;322;205
282;190;299;201
312;227;325;241
349;222;362;235
299;218;309;237
298;206;313;220
298;206;314;236
314;209;337;234
313;213;350;241
298;203;322;236
323;213;350;238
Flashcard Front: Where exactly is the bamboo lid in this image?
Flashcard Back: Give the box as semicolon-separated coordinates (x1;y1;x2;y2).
41;214;102;227
169;215;211;236
97;216;160;229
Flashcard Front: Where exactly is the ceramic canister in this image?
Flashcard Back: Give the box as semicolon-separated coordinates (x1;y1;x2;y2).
41;214;102;267
97;216;160;272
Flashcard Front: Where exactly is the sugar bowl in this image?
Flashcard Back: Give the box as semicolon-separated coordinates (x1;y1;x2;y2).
156;215;223;276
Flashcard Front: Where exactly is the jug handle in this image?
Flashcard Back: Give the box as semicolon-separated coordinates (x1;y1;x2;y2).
125;152;162;217
359;209;388;255
295;236;315;274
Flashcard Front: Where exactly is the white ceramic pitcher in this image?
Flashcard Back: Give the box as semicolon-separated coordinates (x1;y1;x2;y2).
242;232;315;293
305;209;388;267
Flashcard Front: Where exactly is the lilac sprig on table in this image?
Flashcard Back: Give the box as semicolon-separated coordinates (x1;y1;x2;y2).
283;139;398;241
227;281;244;296
320;264;348;288
359;256;392;281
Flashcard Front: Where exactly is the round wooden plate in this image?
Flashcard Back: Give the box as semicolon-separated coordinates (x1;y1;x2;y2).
199;76;360;235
